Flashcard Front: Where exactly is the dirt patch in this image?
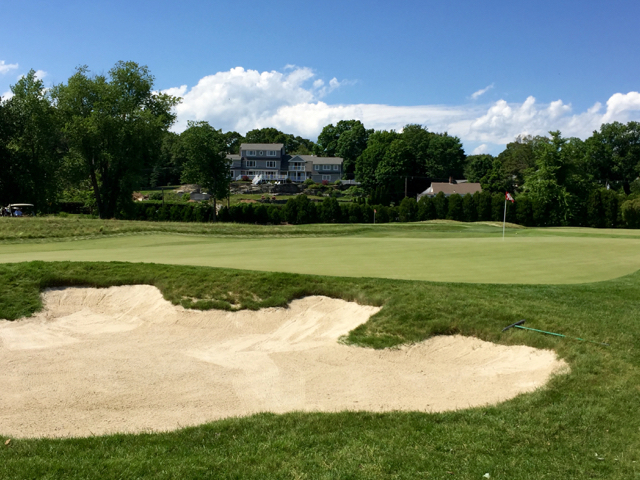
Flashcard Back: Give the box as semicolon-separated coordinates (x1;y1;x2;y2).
0;286;567;438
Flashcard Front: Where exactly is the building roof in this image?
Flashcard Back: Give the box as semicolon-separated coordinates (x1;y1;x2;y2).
422;182;482;196
226;154;241;161
292;155;343;165
240;143;284;150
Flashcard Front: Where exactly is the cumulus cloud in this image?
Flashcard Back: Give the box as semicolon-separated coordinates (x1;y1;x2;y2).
472;144;489;155
448;94;640;146
0;61;18;75
471;83;494;100
165;66;640;153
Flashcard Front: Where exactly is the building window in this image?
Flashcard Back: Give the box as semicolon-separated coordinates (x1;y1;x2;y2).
266;161;276;168
259;151;264;156
246;160;256;167
314;164;320;171
267;151;277;156
322;175;331;181
247;150;256;156
333;165;339;171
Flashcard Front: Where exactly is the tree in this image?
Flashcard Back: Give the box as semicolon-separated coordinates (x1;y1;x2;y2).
244;127;314;154
321;197;341;223
417;196;436;220
497;135;540;188
464;154;494;183
224;131;244;154
586;121;640;194
150;132;187;187
424;133;466;180
433;192;448;219
519;132;574;226
480;158;513;193
53;61;180;218
0;97;16;207
1;71;63;211
180;121;231;220
462;193;477;222
375;139;415;197
316;120;372;178
398;197;418;222
447;194;463;220
355;130;399;192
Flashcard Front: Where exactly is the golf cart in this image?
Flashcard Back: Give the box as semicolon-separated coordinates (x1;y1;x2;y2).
5;204;34;217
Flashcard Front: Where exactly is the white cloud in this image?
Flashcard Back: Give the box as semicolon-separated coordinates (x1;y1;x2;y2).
601;92;640;124
0;61;18;75
1;90;13;101
34;70;47;80
471;83;494;100
165;66;640;153
472;144;489;155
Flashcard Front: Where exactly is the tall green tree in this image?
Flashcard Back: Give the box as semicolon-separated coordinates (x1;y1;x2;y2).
53;61;180;218
375;139;415;196
586;121;640;194
1;70;63;211
180;121;231;219
315;120;372;178
519;132;589;226
497;135;540;188
400;124;430;177
355;130;399;192
424;133;466;180
150;132;187;188
224;131;244;154
464;154;494;183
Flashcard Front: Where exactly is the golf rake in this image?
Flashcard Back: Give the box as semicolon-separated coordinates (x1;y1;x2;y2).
502;320;609;346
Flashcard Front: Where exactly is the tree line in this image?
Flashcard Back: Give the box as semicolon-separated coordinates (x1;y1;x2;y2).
463;126;640;226
1;61;639;227
0;63;314;219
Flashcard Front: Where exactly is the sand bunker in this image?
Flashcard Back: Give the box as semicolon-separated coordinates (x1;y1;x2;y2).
0;285;567;438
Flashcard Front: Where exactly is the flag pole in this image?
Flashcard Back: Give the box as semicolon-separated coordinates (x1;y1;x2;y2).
503;197;507;240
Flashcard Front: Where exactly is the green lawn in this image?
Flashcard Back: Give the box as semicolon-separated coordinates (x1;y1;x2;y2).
1;223;640;283
0;261;639;479
2;220;640;478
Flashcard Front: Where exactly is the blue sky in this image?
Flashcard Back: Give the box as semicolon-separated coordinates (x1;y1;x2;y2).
2;0;639;154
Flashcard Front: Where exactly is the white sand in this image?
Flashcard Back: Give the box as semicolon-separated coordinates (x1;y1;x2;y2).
0;285;568;438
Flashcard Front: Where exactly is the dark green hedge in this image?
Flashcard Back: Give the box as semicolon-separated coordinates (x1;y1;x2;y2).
112;190;635;228
120;201;217;222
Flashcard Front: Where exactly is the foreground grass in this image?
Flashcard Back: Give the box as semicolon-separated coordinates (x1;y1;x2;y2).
1;261;639;478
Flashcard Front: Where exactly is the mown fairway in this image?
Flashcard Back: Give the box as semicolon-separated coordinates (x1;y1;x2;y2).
2;219;640;283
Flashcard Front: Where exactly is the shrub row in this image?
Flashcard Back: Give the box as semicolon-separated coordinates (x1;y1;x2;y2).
120;201;218;222
105;191;640;228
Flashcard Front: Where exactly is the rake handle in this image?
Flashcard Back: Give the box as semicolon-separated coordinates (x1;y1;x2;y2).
513;325;609;346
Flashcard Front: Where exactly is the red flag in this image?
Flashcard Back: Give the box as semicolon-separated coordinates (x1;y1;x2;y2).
505;192;515;203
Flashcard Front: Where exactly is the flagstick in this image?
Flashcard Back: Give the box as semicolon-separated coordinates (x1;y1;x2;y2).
502;198;507;240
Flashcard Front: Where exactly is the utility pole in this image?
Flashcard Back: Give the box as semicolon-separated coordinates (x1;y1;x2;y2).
405;177;408;198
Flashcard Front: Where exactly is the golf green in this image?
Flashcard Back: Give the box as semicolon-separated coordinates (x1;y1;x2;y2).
2;232;639;284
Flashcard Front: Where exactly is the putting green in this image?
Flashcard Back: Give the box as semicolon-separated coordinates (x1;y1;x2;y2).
1;232;640;284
